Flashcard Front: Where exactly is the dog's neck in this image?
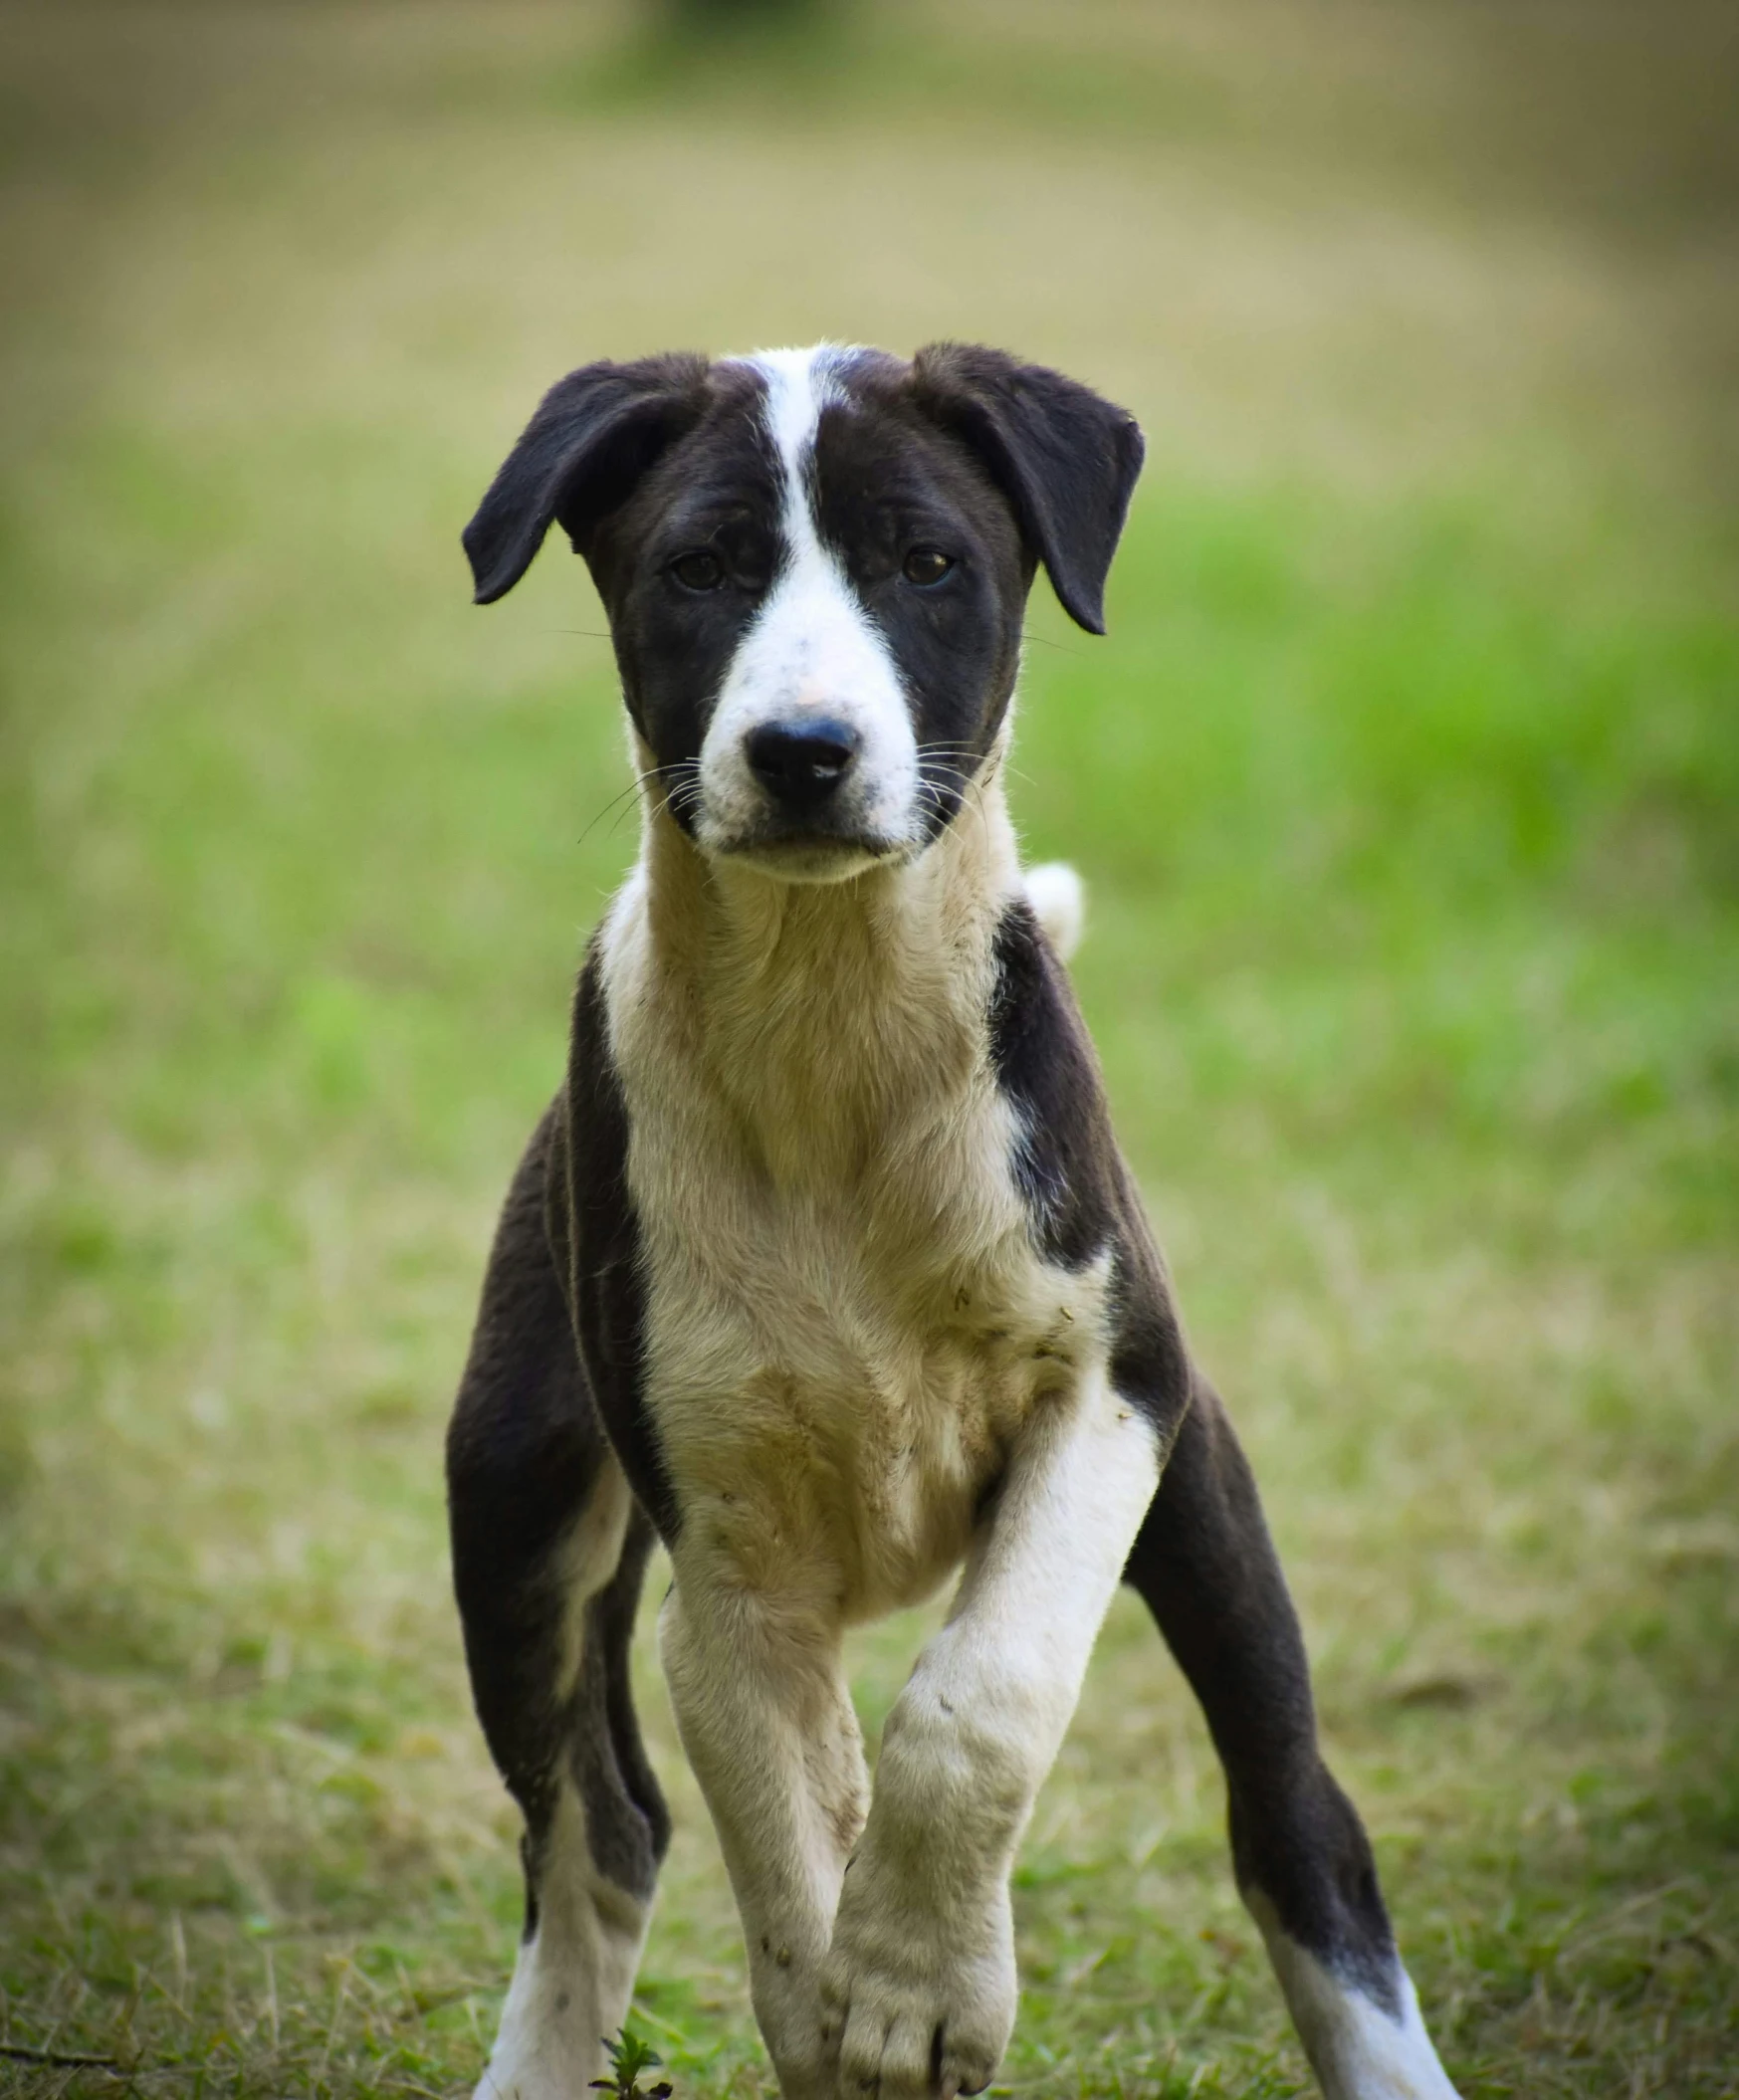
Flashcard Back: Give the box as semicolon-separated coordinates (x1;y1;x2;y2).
623;753;1022;1185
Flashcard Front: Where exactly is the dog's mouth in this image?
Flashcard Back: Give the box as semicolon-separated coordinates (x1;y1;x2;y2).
705;823;910;885
673;750;927;883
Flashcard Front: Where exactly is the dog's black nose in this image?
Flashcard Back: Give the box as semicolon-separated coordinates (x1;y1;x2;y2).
745;719;861;810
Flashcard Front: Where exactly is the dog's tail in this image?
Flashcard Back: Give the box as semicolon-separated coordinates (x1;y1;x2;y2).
1024;861;1086;963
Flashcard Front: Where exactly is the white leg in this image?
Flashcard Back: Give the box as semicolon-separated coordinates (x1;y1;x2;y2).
478;1783;653;2100
821;1368;1161;2100
1248;1893;1462;2100
659;1580;868;2100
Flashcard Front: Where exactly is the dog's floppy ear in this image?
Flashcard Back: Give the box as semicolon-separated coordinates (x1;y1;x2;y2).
463;353;711;605
910;343;1145;635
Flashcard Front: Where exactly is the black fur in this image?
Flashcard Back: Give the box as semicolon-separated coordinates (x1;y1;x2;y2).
562;944;682;1545
986;900;1117;1271
985;897;1402;2004
810;350;1029;841
463;353;712;606
446;1108;670;1927
986;900;1192;1445
911;342;1146;636
566;1502;670;1899
1124;1380;1405;2016
581;358;782;829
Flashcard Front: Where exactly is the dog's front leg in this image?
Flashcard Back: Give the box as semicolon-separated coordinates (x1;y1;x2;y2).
821;1370;1162;2100
660;1576;867;2100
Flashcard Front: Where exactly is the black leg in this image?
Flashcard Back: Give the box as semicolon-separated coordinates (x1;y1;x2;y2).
446;1107;668;2100
1124;1378;1460;2098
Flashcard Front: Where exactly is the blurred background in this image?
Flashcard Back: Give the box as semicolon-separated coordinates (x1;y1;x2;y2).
2;4;1736;2095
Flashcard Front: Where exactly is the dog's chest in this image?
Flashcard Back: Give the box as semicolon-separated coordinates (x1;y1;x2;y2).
609;923;1106;1617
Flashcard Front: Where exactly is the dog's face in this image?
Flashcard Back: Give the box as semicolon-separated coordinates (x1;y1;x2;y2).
464;343;1144;882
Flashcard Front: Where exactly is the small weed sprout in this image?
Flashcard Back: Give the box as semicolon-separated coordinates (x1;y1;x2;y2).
591;2024;673;2100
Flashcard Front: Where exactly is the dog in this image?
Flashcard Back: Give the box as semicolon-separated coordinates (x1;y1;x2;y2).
445;342;1462;2100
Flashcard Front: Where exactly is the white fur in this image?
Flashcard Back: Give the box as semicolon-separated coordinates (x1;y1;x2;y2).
659;1573;868;2100
697;346;921;876
474;1458;646;2100
820;1362;1160;2100
604;771;1085;1625
1247;1893;1463;2100
591;764;1160;2099
475;1767;652;2100
1024;860;1085;961
552;1460;631;1707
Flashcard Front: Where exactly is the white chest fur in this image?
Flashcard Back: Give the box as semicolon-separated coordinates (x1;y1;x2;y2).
601;792;1110;1621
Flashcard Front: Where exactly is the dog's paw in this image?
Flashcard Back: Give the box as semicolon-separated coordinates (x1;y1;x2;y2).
749;1950;833;2100
817;1873;1016;2099
762;2024;835;2100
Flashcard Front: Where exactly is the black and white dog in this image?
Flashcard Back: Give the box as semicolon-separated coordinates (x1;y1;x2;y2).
447;342;1461;2100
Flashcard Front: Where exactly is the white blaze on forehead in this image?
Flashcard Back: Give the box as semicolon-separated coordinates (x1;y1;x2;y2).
752;342;848;491
696;344;920;868
744;343;850;598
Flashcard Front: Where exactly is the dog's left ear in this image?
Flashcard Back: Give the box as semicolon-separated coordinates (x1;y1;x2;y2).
911;343;1145;635
463;353;711;605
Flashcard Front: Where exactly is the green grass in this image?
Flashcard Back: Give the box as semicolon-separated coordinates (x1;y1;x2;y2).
2;5;1737;2096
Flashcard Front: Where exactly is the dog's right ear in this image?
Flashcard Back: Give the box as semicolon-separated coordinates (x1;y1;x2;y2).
463;354;711;605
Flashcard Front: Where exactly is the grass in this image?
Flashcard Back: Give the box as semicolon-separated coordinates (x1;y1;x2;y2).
2;4;1736;2096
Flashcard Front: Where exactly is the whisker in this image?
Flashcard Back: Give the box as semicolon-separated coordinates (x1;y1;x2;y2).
912;758;991;855
917;744;1026;802
575;785;643;852
574;760;698;852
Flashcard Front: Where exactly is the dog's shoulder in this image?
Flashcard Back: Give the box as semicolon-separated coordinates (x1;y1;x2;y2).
985;894;1118;1272
984;895;1191;1441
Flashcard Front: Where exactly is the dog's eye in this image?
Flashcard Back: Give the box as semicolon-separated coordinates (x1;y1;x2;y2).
902;547;955;588
670;549;725;592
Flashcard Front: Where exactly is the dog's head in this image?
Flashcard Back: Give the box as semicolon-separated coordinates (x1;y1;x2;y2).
464;342;1144;882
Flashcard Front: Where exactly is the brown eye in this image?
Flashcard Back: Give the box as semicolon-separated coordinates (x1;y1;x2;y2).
902;547;955;587
670;549;724;591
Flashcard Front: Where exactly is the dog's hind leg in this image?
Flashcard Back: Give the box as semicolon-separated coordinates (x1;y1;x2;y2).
1123;1378;1460;2100
448;1111;668;2100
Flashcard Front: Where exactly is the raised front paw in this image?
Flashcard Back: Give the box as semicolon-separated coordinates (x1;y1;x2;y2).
817;1879;1016;2100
